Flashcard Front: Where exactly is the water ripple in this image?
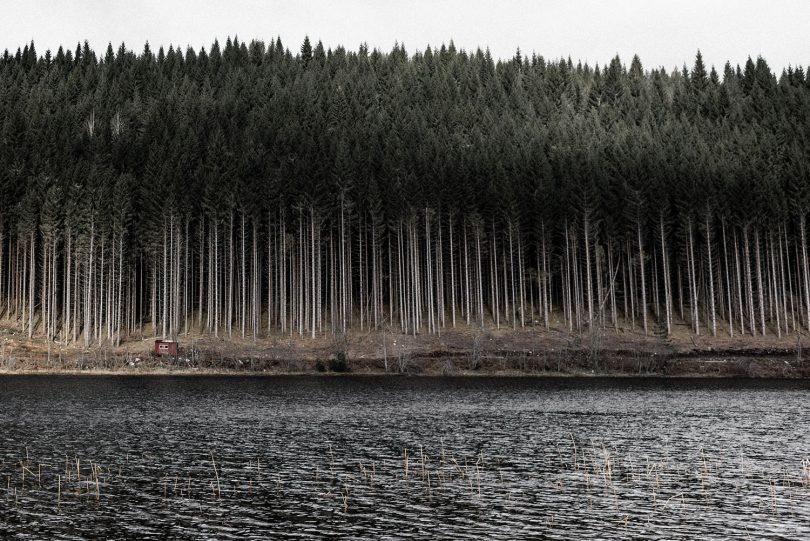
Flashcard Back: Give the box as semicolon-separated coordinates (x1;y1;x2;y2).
0;376;808;539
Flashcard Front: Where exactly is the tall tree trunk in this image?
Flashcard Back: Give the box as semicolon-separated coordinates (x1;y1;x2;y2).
705;212;716;337
637;221;647;335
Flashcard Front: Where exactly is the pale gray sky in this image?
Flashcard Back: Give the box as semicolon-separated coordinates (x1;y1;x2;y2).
3;0;809;72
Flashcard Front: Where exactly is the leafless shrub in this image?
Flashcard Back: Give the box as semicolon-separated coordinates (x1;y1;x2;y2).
441;359;458;375
586;326;605;370
468;329;483;370
397;349;411;373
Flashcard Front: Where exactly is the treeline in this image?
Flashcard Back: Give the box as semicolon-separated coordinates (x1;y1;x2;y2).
1;37;810;346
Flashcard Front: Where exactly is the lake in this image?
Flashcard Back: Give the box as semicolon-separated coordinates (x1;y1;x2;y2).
0;376;808;539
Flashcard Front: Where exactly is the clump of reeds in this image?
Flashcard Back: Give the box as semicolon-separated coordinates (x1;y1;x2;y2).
2;438;809;537
209;451;221;499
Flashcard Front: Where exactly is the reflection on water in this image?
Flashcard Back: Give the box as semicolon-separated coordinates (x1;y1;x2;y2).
0;376;809;539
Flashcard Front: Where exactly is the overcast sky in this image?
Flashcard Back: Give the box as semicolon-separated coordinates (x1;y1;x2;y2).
3;0;809;72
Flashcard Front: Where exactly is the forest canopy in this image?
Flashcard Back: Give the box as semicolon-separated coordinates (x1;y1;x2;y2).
1;37;809;346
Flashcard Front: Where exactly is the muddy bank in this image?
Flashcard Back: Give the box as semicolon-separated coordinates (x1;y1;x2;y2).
1;346;808;378
2;323;810;376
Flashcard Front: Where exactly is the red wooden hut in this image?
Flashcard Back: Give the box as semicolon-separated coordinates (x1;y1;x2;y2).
153;339;178;357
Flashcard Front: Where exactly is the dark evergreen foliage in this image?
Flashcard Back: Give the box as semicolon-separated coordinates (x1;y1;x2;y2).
1;39;809;344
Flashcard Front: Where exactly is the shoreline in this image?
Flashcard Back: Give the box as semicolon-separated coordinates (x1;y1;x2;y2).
0;351;806;378
2;322;810;378
0;369;804;378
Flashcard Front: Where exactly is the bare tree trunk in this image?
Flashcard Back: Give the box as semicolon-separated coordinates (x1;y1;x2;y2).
637;221;647;335
542;223;549;330
584;214;594;328
705;212;716;337
754;228;766;335
659;216;671;336
801;217;810;330
449;214;456;327
721;219;733;336
687;219;699;335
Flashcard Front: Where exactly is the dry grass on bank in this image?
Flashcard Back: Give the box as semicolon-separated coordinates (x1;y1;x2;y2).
1;315;809;377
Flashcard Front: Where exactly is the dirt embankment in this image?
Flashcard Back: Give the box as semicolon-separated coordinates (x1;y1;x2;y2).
1;320;809;377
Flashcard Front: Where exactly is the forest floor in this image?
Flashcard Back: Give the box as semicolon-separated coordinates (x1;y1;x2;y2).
1;317;809;377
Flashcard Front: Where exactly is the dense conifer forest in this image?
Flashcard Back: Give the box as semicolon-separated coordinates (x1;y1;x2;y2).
1;36;809;347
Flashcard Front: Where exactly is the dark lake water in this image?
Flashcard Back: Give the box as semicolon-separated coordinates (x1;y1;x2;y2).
0;376;808;539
